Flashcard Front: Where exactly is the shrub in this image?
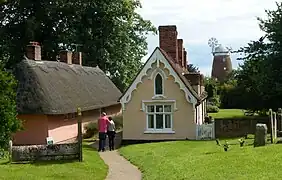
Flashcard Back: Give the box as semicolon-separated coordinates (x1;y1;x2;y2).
83;122;98;139
207;105;219;113
204;116;214;124
208;96;220;107
112;114;123;130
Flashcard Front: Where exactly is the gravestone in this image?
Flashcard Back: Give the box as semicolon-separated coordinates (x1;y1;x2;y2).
254;123;268;147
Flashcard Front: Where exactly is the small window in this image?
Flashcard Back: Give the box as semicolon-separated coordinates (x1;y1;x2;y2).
155;74;163;95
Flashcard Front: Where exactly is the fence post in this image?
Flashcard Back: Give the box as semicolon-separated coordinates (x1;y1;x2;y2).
274;112;277;140
212;121;215;139
77;107;83;162
196;125;199;140
9;140;12;163
269;109;273;144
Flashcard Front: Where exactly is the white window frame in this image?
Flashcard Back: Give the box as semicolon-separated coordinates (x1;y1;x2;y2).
144;104;175;134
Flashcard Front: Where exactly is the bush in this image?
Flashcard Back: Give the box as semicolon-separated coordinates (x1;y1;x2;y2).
207;105;219;113
204;116;214;124
112;114;123;129
0;65;21;152
83;122;98;139
207;96;220;107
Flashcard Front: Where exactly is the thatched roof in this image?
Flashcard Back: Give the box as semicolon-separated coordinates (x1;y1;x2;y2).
15;59;121;114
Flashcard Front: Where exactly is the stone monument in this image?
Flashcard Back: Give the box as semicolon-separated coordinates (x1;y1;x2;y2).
254;123;268;147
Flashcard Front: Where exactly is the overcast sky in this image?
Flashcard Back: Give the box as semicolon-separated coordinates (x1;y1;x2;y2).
138;0;277;76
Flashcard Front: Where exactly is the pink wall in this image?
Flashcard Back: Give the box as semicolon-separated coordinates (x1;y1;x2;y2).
14;104;121;145
14;114;49;145
48;104;121;144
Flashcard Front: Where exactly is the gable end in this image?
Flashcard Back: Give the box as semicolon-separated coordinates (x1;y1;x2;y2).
120;48;198;110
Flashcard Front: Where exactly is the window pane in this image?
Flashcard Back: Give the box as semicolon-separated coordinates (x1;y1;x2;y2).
156;114;163;129
164;105;172;112
148;115;154;128
155;74;163;95
165;115;172;128
156;105;163;112
147;105;154;113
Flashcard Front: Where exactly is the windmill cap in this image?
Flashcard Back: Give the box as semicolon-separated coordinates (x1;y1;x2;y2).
214;45;228;53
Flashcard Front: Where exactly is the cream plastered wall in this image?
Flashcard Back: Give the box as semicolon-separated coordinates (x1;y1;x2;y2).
123;62;197;140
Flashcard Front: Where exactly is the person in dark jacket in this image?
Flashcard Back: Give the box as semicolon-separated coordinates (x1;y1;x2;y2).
107;116;116;151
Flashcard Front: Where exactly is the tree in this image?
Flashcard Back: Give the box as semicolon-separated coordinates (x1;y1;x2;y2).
187;64;199;73
0;0;156;92
0;64;21;154
236;2;282;110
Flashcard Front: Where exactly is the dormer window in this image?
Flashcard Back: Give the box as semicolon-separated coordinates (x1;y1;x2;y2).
155;73;163;95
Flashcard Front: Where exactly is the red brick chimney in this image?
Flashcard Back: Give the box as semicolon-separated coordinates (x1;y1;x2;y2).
177;39;184;67
159;25;178;63
59;50;72;64
26;42;41;60
72;52;82;65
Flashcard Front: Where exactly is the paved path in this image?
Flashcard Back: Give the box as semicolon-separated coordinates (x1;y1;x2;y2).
99;150;142;180
91;131;142;180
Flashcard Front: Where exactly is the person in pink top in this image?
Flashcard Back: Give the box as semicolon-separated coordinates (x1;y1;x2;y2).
98;112;110;152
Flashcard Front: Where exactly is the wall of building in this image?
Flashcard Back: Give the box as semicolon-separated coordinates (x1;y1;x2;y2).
15;104;121;145
48;104;121;144
14;115;49;145
123;62;196;140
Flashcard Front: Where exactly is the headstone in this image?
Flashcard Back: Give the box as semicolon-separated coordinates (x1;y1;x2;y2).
254;123;268;147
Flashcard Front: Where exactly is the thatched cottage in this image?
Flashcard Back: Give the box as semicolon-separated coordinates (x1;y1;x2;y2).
13;42;121;145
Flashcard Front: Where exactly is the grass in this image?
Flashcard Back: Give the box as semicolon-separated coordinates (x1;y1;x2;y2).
0;143;107;180
119;138;282;180
209;109;245;119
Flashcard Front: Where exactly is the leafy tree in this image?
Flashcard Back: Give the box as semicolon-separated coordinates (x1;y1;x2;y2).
0;64;21;154
236;2;282;110
187;64;199;73
204;77;218;98
0;0;156;92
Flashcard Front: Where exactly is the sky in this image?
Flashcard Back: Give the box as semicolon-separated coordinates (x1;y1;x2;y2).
137;0;277;76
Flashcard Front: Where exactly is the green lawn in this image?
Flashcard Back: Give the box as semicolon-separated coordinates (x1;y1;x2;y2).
209;109;245;119
0;143;107;180
119;139;282;180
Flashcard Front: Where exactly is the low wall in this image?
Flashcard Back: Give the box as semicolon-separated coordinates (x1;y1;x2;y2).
215;117;279;138
12;143;79;162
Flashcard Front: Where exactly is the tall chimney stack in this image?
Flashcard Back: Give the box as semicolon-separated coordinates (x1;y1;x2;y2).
177;39;184;67
184;49;187;70
26;42;41;60
59;50;72;64
159;25;178;63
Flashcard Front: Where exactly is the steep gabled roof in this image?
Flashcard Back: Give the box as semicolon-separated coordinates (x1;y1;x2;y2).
119;47;202;106
158;48;201;101
15;59;122;114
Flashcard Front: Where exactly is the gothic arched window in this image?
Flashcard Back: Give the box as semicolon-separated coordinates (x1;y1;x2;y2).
155;74;163;95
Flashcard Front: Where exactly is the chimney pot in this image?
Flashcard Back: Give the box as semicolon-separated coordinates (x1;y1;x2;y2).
72;52;82;65
59;50;72;64
26;41;41;60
